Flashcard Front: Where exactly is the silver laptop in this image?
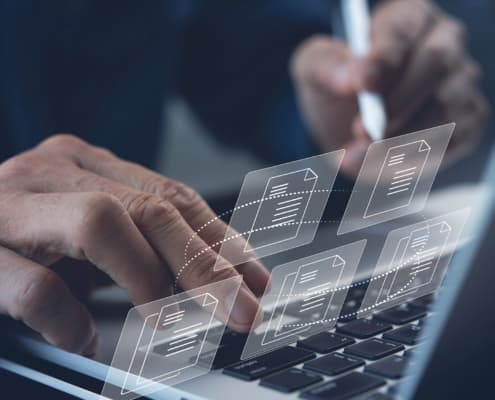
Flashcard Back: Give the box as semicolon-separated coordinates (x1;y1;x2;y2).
1;137;494;400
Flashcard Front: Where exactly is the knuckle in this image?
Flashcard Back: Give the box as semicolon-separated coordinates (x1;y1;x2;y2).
127;192;182;234
466;60;482;83
39;133;86;152
13;269;64;323
169;182;204;212
0;152;38;182
423;41;450;74
290;35;331;81
126;192;159;221
445;17;467;42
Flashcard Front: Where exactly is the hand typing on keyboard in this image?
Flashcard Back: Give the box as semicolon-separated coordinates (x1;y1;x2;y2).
0;135;269;355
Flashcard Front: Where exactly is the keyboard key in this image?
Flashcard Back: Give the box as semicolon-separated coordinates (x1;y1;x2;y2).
373;305;426;325
338;299;360;322
301;372;386;400
365;393;394;400
365;355;409;379
198;345;242;370
304;352;365;376
409;294;434;310
337;319;392;339
298;332;355;354
259;368;322;393
202;329;274;369
383;324;423;345
223;346;315;381
344;338;404;360
218;329;250;347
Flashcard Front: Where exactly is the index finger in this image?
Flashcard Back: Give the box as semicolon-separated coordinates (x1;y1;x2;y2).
54;139;271;296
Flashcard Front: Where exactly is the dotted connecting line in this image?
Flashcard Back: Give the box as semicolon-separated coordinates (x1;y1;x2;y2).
177;189;434;324
281;254;424;328
174;218;341;290
280;231;430;328
182;189;353;263
262;253;418;298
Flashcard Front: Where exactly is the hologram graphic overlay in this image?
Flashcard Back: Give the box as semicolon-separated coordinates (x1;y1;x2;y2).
214;150;345;270
358;208;470;318
241;240;366;360
338;123;454;235
101;276;242;400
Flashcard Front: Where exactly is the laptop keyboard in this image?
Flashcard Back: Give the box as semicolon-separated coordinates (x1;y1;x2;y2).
217;294;433;399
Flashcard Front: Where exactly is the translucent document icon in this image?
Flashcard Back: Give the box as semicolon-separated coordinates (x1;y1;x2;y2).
338;123;454;235
261;254;345;345
358;209;469;318
132;293;218;387
101;276;242;400
215;150;345;270
364;140;431;218
384;222;450;298
245;168;318;252
241;240;366;360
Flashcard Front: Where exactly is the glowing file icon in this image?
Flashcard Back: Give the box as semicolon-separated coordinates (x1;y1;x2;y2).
123;293;218;394
380;221;451;301
364;140;431;219
261;254;346;346
245;168;318;252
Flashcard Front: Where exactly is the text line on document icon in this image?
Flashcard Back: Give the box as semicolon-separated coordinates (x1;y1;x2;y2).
131;293;218;387
364;140;431;219
261;254;346;346
244;168;318;252
377;221;451;302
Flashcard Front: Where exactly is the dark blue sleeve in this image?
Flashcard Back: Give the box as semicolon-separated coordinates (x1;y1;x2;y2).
178;0;331;163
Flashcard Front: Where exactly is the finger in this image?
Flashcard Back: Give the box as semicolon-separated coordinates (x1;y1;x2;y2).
0;246;97;355
15;172;264;331
36;136;271;296
341;136;371;178
386;18;467;133
389;59;488;138
0;192;172;306
398;77;490;161
362;0;437;90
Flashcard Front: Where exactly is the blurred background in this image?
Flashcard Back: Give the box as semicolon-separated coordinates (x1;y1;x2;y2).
161;0;494;206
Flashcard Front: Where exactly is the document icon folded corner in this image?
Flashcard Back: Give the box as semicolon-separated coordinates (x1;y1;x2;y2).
202;293;218;307
332;255;346;268
419;140;431;152
439;221;452;233
304;168;318;181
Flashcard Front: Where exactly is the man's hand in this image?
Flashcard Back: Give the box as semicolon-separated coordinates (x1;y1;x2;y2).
291;0;490;176
0;135;270;355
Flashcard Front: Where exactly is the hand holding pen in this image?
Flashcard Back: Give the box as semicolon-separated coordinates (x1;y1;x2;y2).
290;0;489;176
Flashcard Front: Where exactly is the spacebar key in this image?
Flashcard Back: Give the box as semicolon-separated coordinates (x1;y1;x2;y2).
223;347;315;381
300;372;386;400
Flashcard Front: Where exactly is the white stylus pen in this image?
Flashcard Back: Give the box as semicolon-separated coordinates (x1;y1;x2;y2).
342;0;386;141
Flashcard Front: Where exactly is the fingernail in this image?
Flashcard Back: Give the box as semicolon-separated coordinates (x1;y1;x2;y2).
225;287;261;328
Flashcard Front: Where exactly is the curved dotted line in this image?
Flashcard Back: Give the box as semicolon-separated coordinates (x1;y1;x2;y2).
281;264;420;328
174;218;342;290
280;232;430;328
183;189;352;263
262;254;416;298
